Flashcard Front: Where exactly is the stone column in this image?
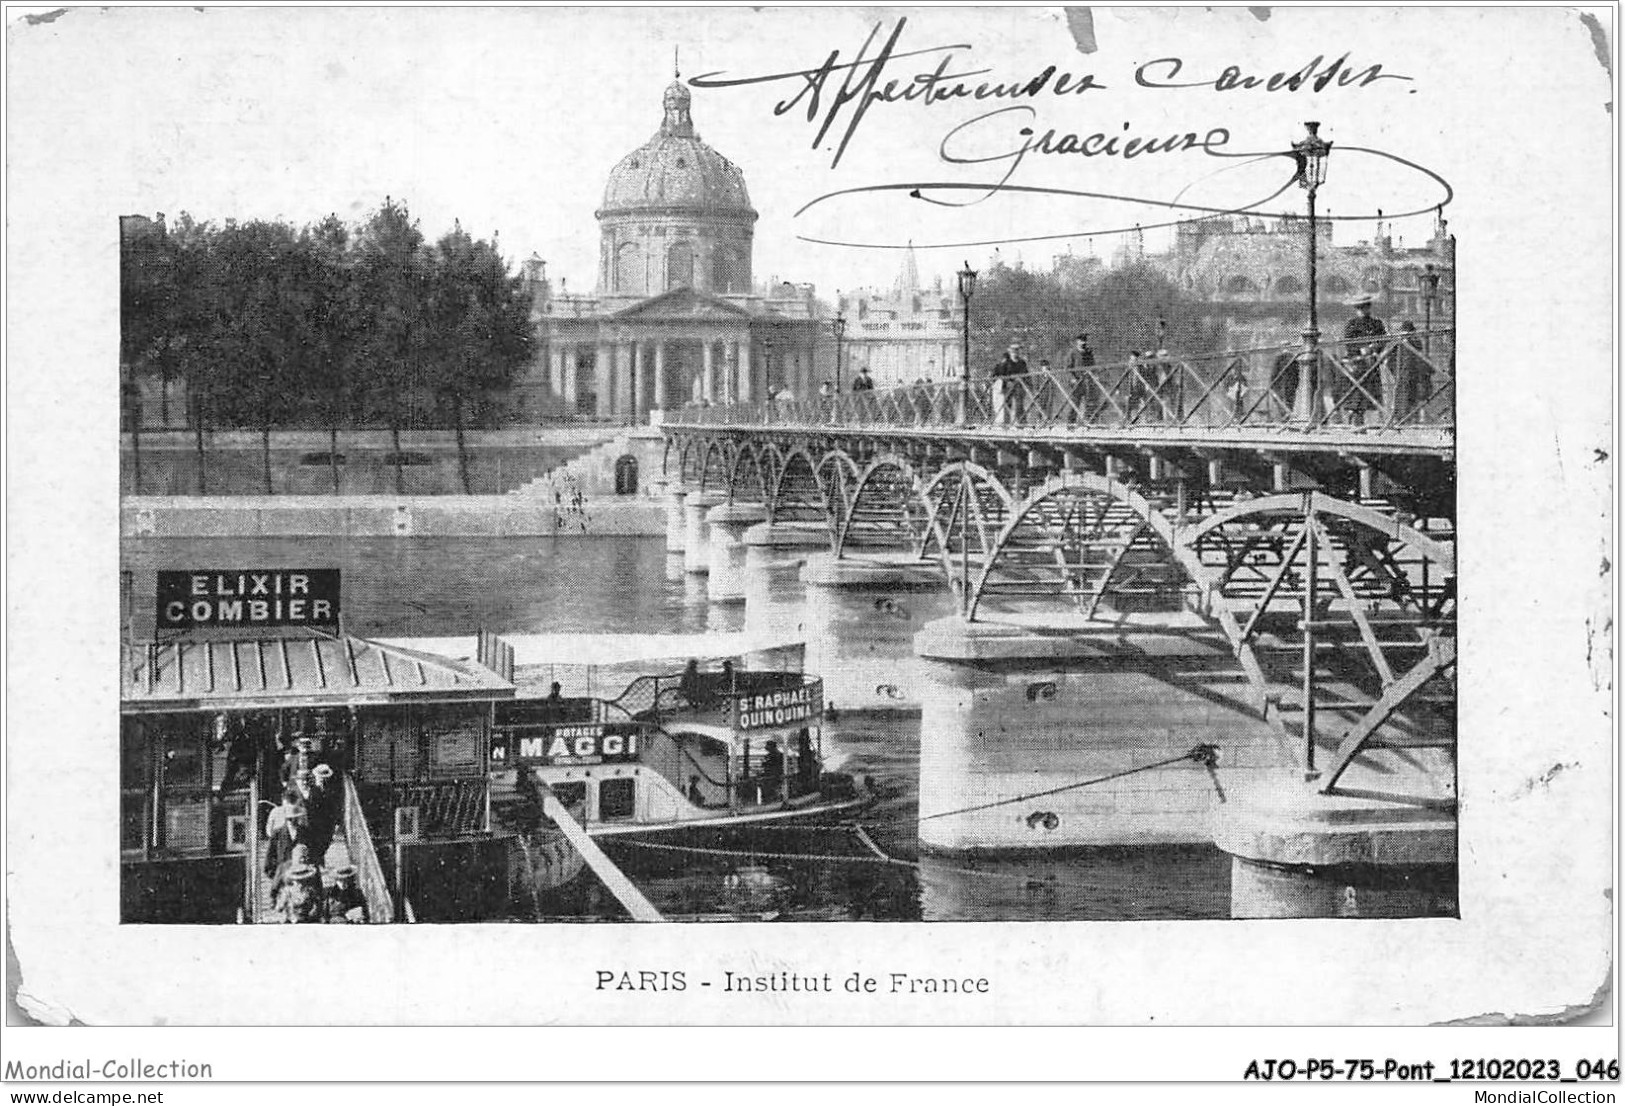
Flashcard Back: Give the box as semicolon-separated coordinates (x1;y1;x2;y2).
653;341;668;411
737;338;753;403
743;522;830;638
615;342;634;419
706;501;768;602
548;345;565;396
633;342;650;422
683;490;728;574
595;340;613;418
664;485;689;553
562;345;578;409
912;616;1293;853
702;341;715;404
799;553;955;714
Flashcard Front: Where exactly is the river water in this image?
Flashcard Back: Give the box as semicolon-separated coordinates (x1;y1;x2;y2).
122;534;1233;922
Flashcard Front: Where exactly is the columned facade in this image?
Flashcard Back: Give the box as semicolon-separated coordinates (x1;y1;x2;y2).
529;77;833;423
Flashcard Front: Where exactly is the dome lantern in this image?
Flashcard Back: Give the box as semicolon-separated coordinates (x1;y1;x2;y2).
661;81;695;139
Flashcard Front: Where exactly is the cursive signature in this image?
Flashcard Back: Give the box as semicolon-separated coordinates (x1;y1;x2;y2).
689;17;1106;168
1135;53;1414;92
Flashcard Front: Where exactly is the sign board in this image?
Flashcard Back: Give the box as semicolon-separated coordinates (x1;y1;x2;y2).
156;570;341;630
732;681;822;730
490;724;641;766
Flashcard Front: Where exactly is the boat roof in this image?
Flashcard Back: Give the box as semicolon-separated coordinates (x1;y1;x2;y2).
374;631;804;669
121;631;514;713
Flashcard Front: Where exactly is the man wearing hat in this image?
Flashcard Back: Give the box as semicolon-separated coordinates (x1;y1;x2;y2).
991;343;1028;425
326;865;368;923
1064;333;1100;423
295;768;336;869
1339;294;1388;423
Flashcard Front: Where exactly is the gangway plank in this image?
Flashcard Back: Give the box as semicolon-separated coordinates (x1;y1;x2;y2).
539;786;664;923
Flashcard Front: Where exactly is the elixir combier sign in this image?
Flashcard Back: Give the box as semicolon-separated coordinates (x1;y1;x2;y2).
156;570;341;629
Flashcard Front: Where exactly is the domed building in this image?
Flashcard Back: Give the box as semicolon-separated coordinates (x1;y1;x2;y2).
523;76;833;422
598;80;756;297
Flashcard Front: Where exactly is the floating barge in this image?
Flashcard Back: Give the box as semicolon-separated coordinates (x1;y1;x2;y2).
120;628;865;923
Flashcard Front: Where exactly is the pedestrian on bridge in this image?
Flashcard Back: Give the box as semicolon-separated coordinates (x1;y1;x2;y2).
1394;321;1432;423
992;343;1028;425
1064;333;1100;423
1339;294;1388;425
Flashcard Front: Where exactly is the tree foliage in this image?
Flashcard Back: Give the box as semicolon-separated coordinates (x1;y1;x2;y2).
119;202;535;432
967;259;1226;371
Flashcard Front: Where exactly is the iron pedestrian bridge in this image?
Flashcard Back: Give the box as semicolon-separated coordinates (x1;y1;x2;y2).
662;332;1456;799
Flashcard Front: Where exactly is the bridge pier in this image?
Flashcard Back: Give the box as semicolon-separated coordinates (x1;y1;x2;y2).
742;523;828;639
705;502;767;603
682;491;727;575
663;485;687;553
800;554;953;713
1213;785;1457;918
911;616;1296;853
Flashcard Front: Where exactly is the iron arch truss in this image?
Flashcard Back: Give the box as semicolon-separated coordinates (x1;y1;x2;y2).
967;472;1194;623
915;462;1018;613
726;442;769;504
834;452;934;560
1177;490;1456;796
697;439;732;494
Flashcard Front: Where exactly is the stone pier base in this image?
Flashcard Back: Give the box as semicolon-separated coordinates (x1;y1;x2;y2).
682;491;726;575
742;523;830;639
800;554;954;713
1214;791;1457;918
705;502;767;603
663;485;687;553
912;615;1297;852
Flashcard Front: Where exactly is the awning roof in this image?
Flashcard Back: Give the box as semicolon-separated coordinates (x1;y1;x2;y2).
121;633;514;713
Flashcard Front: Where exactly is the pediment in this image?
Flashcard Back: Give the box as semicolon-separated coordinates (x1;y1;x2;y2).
611;287;755;321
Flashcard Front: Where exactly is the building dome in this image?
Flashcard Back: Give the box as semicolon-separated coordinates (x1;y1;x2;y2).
596;78;757;296
599;81;755;217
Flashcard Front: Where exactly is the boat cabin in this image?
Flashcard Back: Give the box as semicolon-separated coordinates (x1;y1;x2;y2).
119;630;514;922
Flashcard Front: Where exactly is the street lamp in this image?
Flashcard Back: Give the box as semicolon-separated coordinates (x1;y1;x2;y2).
1291;120;1332;345
763;336;775;401
1420;263;1440;356
957;261;978;427
831;312;846;393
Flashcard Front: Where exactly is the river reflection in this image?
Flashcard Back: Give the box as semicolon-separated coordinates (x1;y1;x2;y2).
122;534;1231;921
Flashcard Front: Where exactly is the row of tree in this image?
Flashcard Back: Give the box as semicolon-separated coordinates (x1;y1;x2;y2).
120;200;535;494
966;259;1226;371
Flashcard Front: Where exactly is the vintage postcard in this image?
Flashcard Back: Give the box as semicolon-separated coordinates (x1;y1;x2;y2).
3;1;1615;1077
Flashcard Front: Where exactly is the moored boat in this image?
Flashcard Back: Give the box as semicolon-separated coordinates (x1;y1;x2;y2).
120;623;868;923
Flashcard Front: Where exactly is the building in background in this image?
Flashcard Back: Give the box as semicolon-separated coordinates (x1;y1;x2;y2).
520;78;834;422
1152;213;1456;351
836;246;964;389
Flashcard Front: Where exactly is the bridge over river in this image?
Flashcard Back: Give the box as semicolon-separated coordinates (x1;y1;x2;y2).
659;331;1457;917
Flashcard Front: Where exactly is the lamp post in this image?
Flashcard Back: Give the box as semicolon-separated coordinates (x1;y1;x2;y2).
1421;263;1440;357
831;312;846;393
763;336;775;402
1289;123;1330;768
1292;121;1332;347
957;261;978;427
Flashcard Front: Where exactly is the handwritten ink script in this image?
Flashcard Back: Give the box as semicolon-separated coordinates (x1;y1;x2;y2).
690;17;1413;180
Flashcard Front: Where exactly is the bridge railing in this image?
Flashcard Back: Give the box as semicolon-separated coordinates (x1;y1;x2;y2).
668;330;1454;434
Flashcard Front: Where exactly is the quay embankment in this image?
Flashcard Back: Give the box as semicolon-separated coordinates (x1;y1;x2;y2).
121;426;669;538
121;426;619;497
122;494;663;539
